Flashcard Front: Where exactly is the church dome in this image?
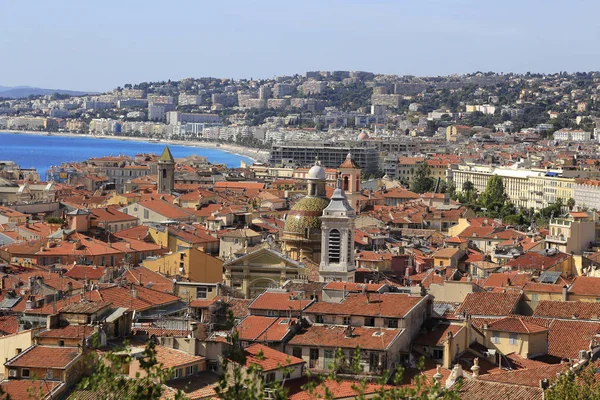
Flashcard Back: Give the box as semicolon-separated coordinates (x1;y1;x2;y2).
283;196;330;234
307;163;326;180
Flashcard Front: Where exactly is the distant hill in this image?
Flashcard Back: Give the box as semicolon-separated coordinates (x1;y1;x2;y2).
0;85;96;98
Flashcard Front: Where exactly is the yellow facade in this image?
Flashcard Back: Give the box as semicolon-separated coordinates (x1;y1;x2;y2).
143;247;223;283
483;328;548;359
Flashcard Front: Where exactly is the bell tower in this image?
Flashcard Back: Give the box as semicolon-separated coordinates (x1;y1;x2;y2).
338;153;361;212
319;179;356;282
158;145;175;194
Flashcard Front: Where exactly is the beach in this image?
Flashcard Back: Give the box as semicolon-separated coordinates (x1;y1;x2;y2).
0;129;269;163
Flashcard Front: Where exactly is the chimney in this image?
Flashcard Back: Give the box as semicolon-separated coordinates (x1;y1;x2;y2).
443;331;454;369
366;292;370;304
470;357;480;378
26;296;33;310
562;285;568;301
345;325;353;338
130;283;138;298
539;378;550;390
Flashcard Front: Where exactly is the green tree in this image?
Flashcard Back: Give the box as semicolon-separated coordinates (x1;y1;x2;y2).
411;162;435;194
545;363;600;399
478;176;508;216
566;197;575;211
77;341;185;400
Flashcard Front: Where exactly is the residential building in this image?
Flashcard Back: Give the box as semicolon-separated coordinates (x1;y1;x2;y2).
553;129;592;142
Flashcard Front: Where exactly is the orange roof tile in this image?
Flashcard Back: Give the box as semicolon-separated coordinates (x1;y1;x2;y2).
6;345;81;369
244;343;304;372
306;293;424;319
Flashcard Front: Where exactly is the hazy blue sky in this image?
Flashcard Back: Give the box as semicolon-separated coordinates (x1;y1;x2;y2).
1;0;599;92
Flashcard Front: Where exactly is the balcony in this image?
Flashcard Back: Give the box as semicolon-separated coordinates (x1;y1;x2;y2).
546;235;568;244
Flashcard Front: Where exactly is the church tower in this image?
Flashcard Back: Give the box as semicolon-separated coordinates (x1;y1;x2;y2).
158;146;175;194
338;153;361;212
319;179;356;282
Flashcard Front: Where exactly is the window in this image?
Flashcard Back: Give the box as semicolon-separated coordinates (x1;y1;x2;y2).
432;349;443;359
162;169;167;179
304;227;310;239
180;253;185;261
509;333;518;345
266;372;276;382
196;287;207;299
58;340;65;347
185;366;193;376
343;316;351;325
46;369;53;380
315;315;323;323
267;310;277;317
364;317;375;327
292;347;302;359
328;229;341;263
491;332;500;344
387;319;398;328
324;349;335;370
174;368;182;379
22;368;30;378
143;209;149;219
531;293;539;302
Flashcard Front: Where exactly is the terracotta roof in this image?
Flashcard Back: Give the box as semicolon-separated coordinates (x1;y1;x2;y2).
59;301;112;314
287;378;385;400
478;363;566;387
456;291;521;316
244;343;304;372
134;200;194;220
37;325;96;339
0;380;64;400
123;266;174;294
64;265;107;280
248;291;314;312
91;285;180;311
569;276;600;297
155;345;204;369
455;379;544;400
288;325;403;351
306;293;424;319
226;298;251;319
6;345;81;369
506;251;571;271
0;316;19;336
487;317;548;334
533;300;600;320
523;282;564;293
322;281;385;292
236;315;281;342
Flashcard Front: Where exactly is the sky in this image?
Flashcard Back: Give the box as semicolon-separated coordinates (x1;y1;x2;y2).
1;0;600;92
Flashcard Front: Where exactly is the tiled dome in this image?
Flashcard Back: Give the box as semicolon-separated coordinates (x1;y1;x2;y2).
284;196;330;234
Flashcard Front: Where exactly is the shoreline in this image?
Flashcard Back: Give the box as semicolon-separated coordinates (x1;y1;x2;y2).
0;129;269;163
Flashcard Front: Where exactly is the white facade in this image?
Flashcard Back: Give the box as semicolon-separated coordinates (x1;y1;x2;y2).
553;129;592;142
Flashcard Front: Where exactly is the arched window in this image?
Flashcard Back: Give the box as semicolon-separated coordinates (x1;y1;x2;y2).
343;176;349;191
328;229;341;263
162;168;167;179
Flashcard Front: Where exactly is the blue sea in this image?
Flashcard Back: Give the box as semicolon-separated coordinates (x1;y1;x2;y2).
0;132;252;179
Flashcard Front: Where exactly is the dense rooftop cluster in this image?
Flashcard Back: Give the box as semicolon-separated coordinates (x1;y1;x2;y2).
1;69;600;398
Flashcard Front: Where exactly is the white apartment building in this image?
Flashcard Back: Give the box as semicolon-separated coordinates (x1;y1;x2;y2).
451;164;572;210
553;129;592;142
178;94;203;106
574;180;600;210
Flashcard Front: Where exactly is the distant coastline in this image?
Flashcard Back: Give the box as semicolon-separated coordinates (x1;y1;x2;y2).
0;129;269;163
